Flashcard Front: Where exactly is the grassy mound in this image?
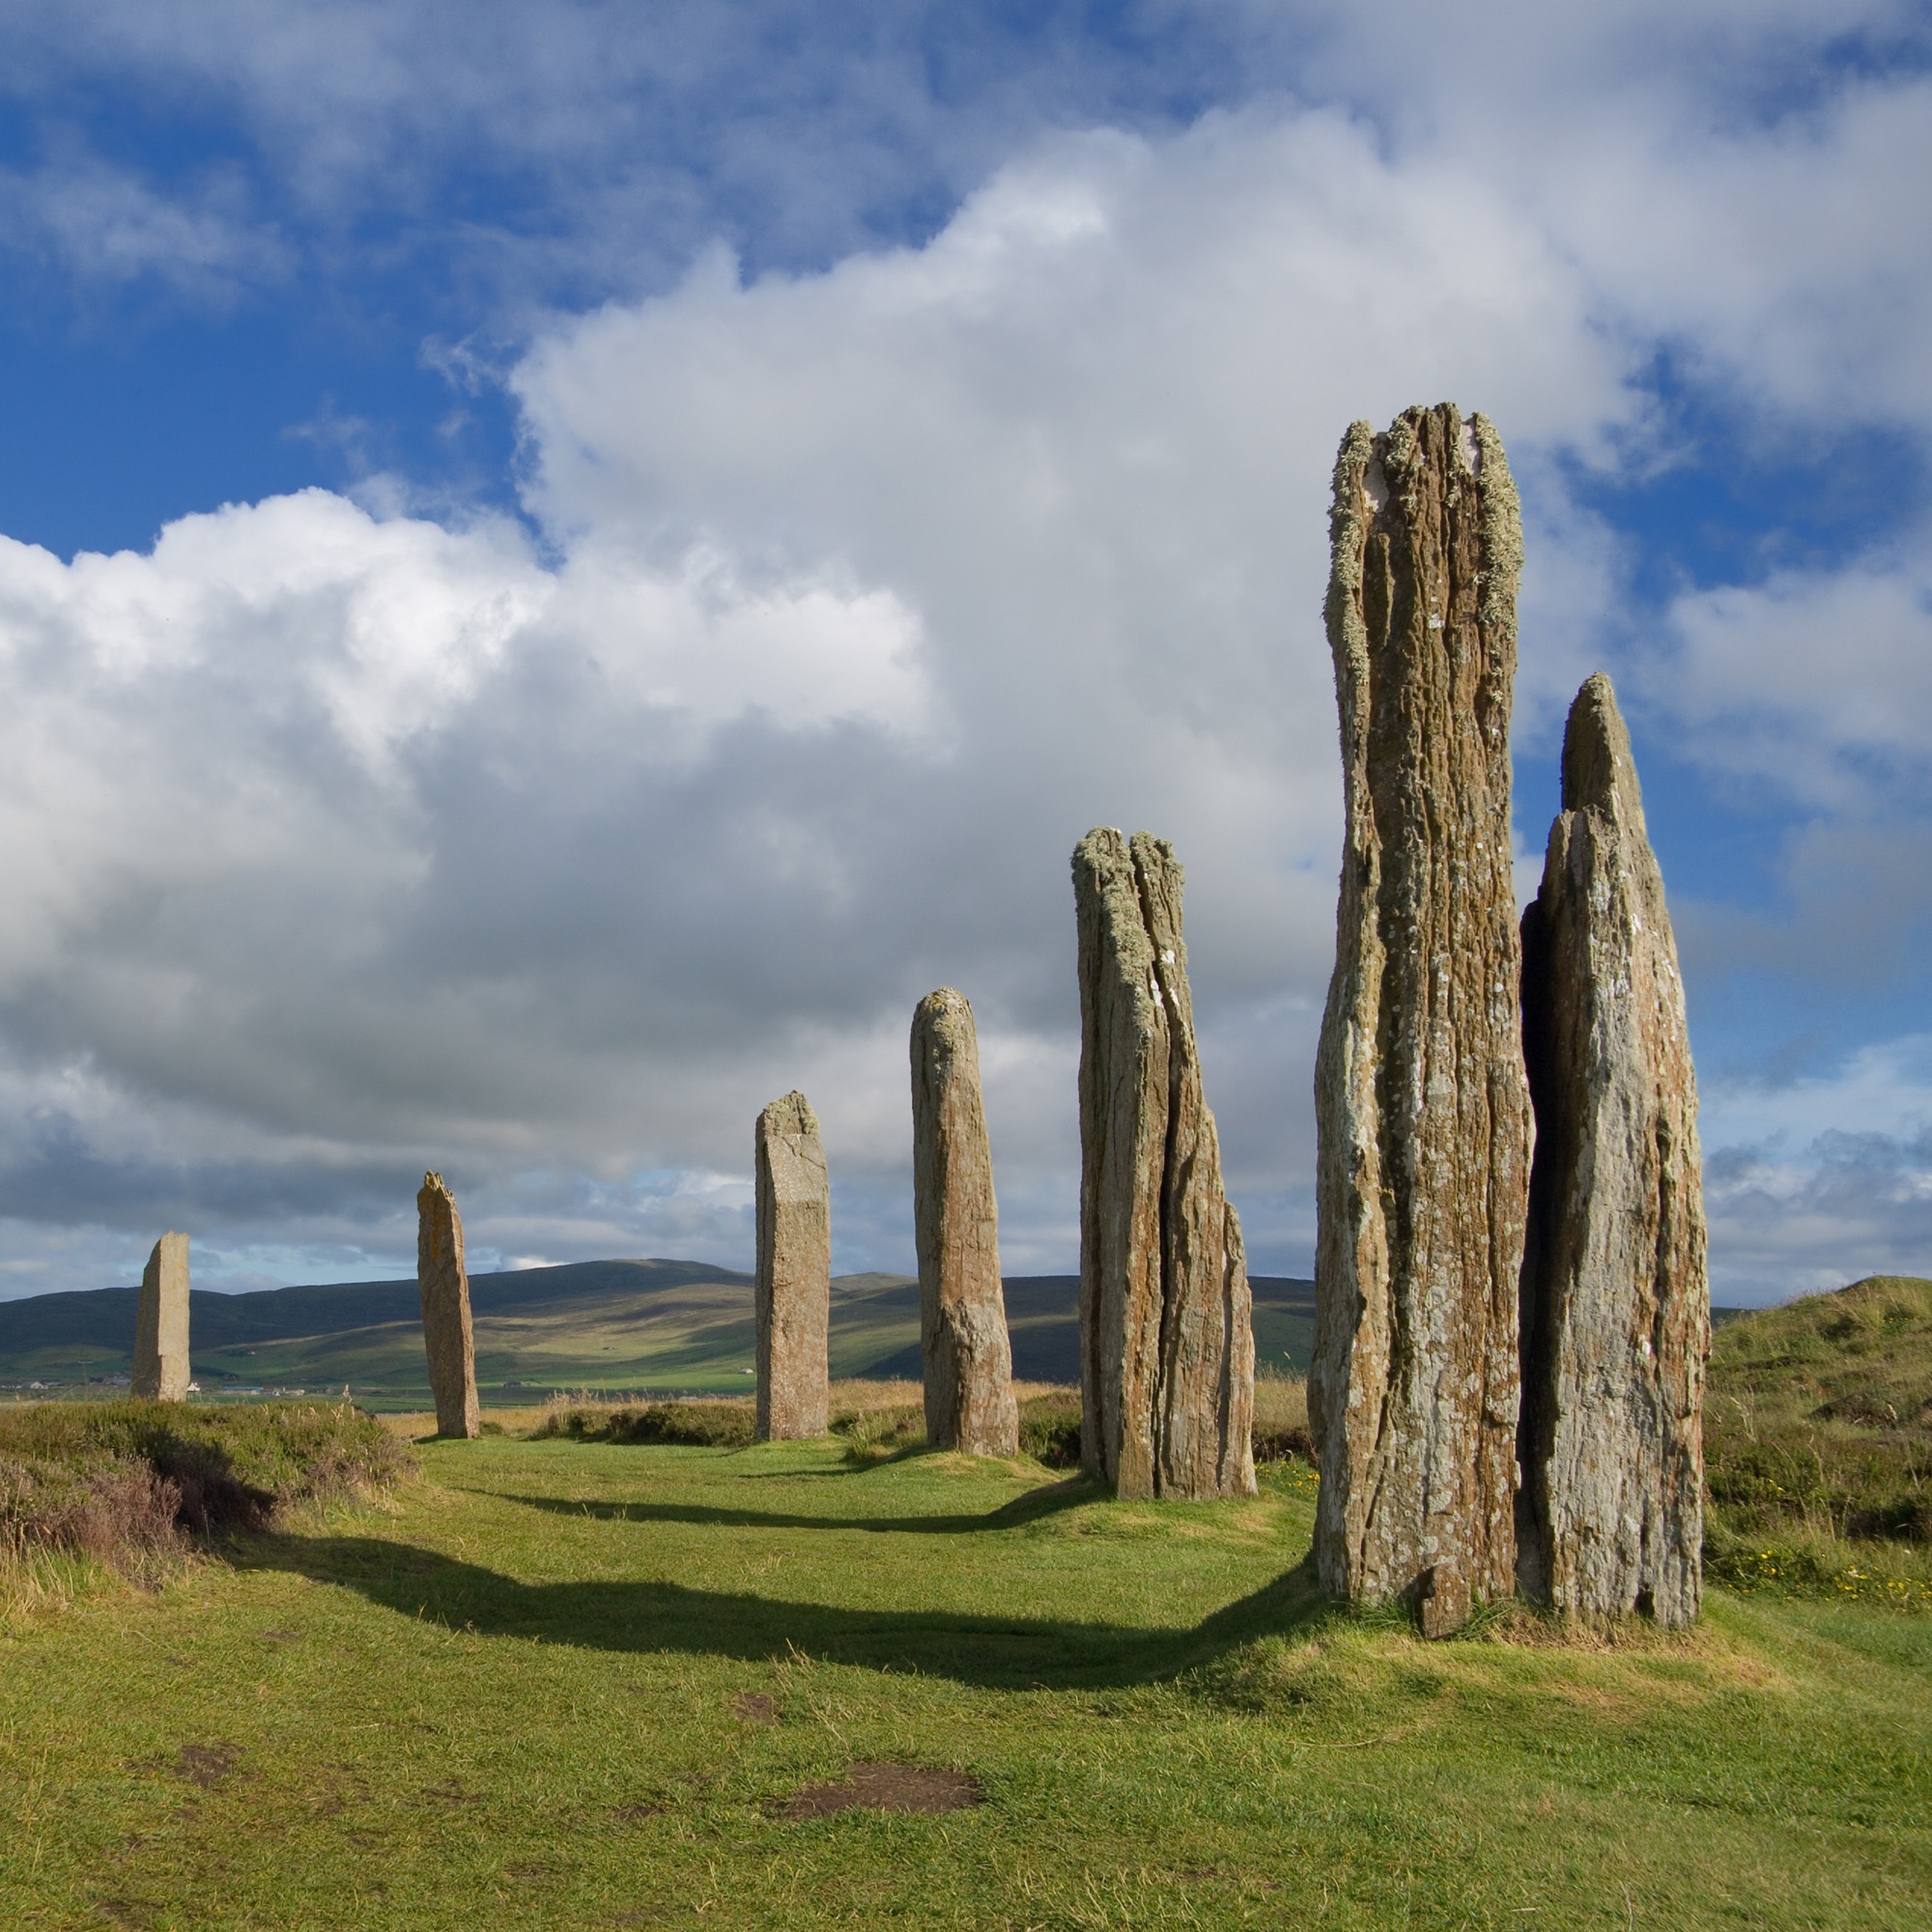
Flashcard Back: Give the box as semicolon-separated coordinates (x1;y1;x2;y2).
1704;1275;1932;1605
0;1399;412;1576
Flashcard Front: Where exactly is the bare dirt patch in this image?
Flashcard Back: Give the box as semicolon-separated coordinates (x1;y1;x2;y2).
95;1899;162;1929
417;1778;481;1808
781;1763;982;1821
173;1744;241;1789
611;1802;666;1824
732;1690;776;1724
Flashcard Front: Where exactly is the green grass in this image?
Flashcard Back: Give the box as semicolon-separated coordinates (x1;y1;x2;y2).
1;1290;1925;1930
1;1419;1926;1929
1705;1275;1932;1605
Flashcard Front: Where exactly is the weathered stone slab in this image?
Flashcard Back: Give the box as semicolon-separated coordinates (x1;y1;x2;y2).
131;1232;190;1402
756;1091;831;1440
1519;673;1708;1627
416;1172;480;1439
911;989;1019;1457
1073;828;1255;1500
1312;403;1531;1624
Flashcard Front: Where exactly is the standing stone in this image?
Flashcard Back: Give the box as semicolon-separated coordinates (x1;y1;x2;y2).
1519;674;1708;1627
911;989;1020;1457
755;1091;831;1440
416;1172;480;1439
130;1233;190;1402
1073;828;1256;1500
1312;404;1532;1630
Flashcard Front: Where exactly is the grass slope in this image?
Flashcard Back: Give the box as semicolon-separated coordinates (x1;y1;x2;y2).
1;1266;1318;1406
1705;1274;1932;1604
1;1428;1925;1929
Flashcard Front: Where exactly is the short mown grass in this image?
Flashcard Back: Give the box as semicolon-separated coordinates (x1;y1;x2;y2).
1;1391;1927;1929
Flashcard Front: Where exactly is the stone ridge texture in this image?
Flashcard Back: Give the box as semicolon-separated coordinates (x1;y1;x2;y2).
1073;827;1256;1500
910;989;1020;1457
755;1090;831;1440
131;1232;190;1402
416;1172;480;1438
1312;403;1532;1629
1518;673;1708;1626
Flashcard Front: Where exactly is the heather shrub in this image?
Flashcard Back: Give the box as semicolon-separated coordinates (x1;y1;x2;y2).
0;1400;412;1575
1017;1392;1081;1468
531;1399;756;1447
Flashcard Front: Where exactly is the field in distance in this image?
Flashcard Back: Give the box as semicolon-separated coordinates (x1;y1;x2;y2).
0;1262;1318;1408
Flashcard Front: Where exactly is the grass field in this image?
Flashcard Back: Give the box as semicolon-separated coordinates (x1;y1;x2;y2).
2;1395;1927;1928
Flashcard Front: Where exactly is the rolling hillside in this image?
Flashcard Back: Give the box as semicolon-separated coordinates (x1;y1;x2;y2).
1704;1273;1932;1565
0;1262;1319;1406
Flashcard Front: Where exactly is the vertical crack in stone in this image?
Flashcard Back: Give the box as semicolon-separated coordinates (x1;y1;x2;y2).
1074;828;1255;1499
911;989;1019;1457
1518;673;1708;1627
1313;403;1530;1623
755;1090;831;1441
416;1174;480;1439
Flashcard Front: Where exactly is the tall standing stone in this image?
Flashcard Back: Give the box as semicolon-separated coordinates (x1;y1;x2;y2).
1519;673;1708;1626
416;1172;480;1439
911;989;1020;1457
1073;828;1256;1500
755;1091;831;1440
1312;404;1532;1630
131;1233;190;1402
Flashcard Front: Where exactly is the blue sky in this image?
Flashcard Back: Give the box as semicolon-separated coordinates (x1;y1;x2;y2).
0;0;1927;1304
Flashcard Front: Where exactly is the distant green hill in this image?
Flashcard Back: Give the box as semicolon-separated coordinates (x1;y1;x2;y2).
0;1262;1317;1407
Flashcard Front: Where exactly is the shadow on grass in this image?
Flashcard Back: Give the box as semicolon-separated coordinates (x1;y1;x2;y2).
472;1476;1099;1537
221;1529;1329;1690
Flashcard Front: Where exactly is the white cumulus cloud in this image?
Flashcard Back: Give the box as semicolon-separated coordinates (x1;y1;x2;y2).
0;43;1927;1300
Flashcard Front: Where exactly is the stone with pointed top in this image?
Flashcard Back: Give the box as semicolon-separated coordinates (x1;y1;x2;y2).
131;1233;190;1402
416;1172;480;1438
756;1091;831;1440
911;988;1019;1457
1072;828;1255;1500
1518;672;1708;1626
1312;402;1532;1627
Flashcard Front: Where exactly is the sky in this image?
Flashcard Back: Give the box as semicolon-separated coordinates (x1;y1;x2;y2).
0;0;1927;1307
